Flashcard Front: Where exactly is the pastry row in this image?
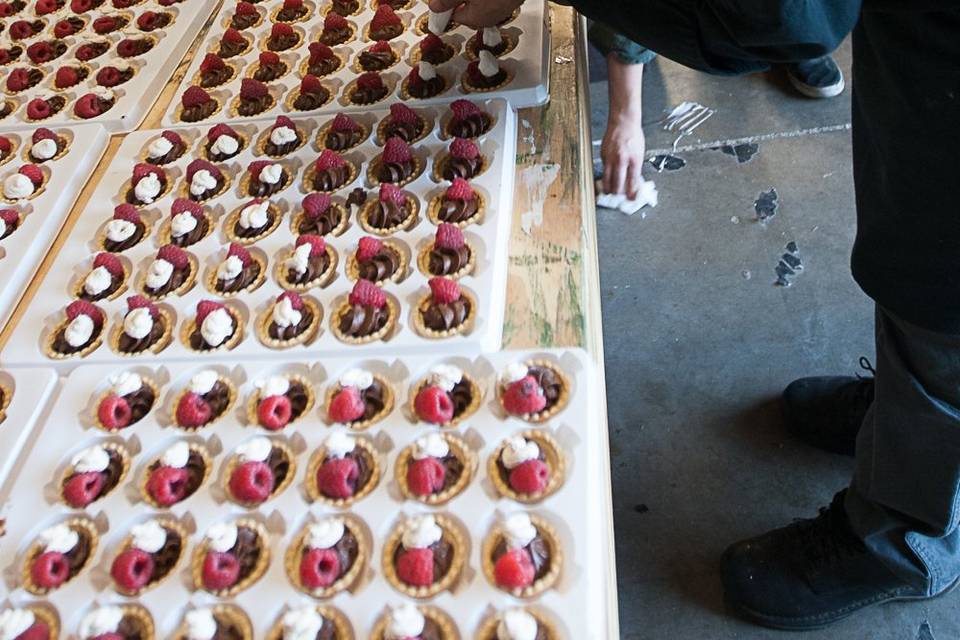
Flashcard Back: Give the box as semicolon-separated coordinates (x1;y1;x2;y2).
0;0;184;23
0;129;72;241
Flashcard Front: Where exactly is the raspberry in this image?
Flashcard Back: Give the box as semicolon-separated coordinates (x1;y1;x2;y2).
186;158;220;182
270;23;294;38
445;177;474;201
76;45;106;62
378;183;405;205
199;53;226;72
35;0;58;14
414;385;455;424
356;71;384;91
32;128;58;143
117;38;146;59
113;204;140;224
283;0;302;7
0;137;10;154
30;551;70;589
356;236;383;262
389;103;418;125
381;137;412;164
229;460;275;503
207;123;237;142
330;113;359;132
396;547;434;586
240;78;268;99
15;622;49;640
132;162;163;183
9;21;35;41
171;197;204;219
295;233;325;257
63;471;106;507
66;300;103;327
494;548;536;589
91;252;121;278
247;160;272;181
157;244;189;270
420;33;444;54
182;86;212;109
71;0;93;10
449;137;479;160
136;11;163;30
26;42;54;64
55;19;79;38
18;164;43;186
202;552;240;591
227;243;251;267
126;295;159;319
308;42;334;62
96;67;124;88
509;459;549;494
222;27;246;44
450;99;481;121
278;290;304;310
369;40;392;53
315;149;345;171
324;12;347;30
236;1;257;15
6;68;32;92
502;376;547;416
258;394;292;430
300;74;324;94
429;277;461;304
91;633;124;640
110;548;155;592
195;299;224;324
328;386;364;423
97;394;132;430
26;99;51;121
55;67;80;89
300;547;341;588
435;223;464;250
348;279;386;308
370;4;400;30
259;51;280;67
175;392;212;428
407;457;446;496
146;466;190;506
316;457;359;498
0;209;17;226
274;115;295;130
93;16;119;33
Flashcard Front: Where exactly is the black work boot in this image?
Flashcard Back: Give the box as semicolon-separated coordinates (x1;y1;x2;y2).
785;55;845;98
721;491;934;630
782;358;875;456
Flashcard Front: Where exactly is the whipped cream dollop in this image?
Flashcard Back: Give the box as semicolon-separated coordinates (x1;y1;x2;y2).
200;307;234;347
145;258;174;290
134;172;162;203
32;137;59;161
482;26;503;47
4;173;34;200
257;375;289;398
161;441;190;468
131;519;167;553
386;603;425;640
324;431;355;458
429;364;462;392
478;50;500;78
206;522;238;553
0;218;7;237
282;607;324;640
83;265;114;296
106;218;136;242
306;517;344;549
413;433;449;460
239;200;269;229
258;163;283;185
123;306;154;340
402;514;442;549
147;136;173;160
190;169;218;197
109;371;142;396
71;444;110;473
497;609;538;640
418;60;437;81
171;211;198;238
0;609;35;640
502;362;529;384
503;513;537;549
79;606;123;639
39;523;79;553
189;370;219;394
211;134;239;157
64;314;95;348
272;296;301;328
501;436;539;469
285;243;312;275
236;436;272;462
270;126;297;146
184;609;217;640
216;255;243;281
427;8;452;33
339;368;373;390
92;86;115;101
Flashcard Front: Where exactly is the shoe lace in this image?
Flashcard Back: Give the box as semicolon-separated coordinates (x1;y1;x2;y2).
856;356;876;379
797;494;866;572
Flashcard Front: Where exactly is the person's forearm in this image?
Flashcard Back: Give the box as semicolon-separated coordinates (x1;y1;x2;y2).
607;54;644;123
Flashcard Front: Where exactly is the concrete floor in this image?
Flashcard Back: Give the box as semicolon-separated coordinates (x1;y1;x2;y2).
591;43;960;638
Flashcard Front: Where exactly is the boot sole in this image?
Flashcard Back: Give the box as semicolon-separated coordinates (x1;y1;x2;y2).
725;576;960;631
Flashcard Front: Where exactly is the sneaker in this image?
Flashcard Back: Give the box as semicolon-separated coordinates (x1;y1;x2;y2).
785;55;845;98
721;491;936;630
782;357;874;456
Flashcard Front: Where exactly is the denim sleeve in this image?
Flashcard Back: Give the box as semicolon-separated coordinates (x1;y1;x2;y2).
588;20;657;64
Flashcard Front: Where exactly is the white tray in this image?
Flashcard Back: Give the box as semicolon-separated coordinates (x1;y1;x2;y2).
0;349;605;638
0;124;109;331
0;0;219;132
0;367;58;495
2;98;516;366
161;0;550;127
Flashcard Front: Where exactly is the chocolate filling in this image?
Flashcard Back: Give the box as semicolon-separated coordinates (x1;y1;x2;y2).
528;365;563;410
358;50;394;71
117;314;167;353
203;381;233;418
143;264;191;297
237;94;273;117
215;260;261;294
392;537;454;583
324;128;363;151
31;95;67;118
307;57;340;77
265;446;291;489
377;158;414;184
441;155;483;181
267;33;300;51
233;210;275;238
226;525;262;583
0;218;15;239
285;252;329;285
421;297;471;332
138;12;171;31
9;68;42;91
190;176;225;201
104;222;145;252
315;619;338;640
276;5;307;21
312;165;349;192
76;41;110;62
357;246;400;283
147;450;206;501
79;271;123;301
469;35;508;57
208;614;246;640
62;528;92;579
293;87;330;111
492;535;552;581
428;244;471;276
337;303;388;338
52;323;101;355
147;527;182;583
200;66;234;88
0;101;12;119
365;200;410;230
279;381;310;419
349;84;388;105
438;196;479;224
171;216;209;247
407;75;445;99
247;173;285;197
253;61;287;82
218;38;249;58
447;112;492;138
147;141;186;165
319;448;372;495
181;99;218;123
302;529;358;582
264;133;301;156
120;39;154;57
381;118;424;143
230;13;259;29
123;387;156;424
358;379;387;421
297;204;342;236
126;180;165;206
267;304;314;341
330;0;358;14
421;44;454;65
319;27;350;46
468;67;508;89
114;614;147;640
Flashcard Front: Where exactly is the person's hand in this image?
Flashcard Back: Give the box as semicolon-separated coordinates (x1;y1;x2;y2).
427;0;525;28
601;115;646;199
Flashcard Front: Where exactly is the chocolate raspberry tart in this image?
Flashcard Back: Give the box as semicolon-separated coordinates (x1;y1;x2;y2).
382;514;464;598
183;159;227;202
217;27;250;58
462;50;512;92
307;431;380;506
76;606;154;640
347;236;406;285
27;40;67;65
266;606;351;640
259;115;304;157
139;244;198;301
45;300;105;359
359;183;417;235
257;291;321;349
164;198;212;247
76;252;126;301
272;0;309;22
278;234;338;291
302;42;342;77
96;62;135;87
293;192;347;236
324;368;393;430
208;242;265;297
173;606;253;640
497;360;570;422
465;26;517;59
414;33;455;65
111;295;172;355
418;222;474;279
144;130;187;165
414;277;476;338
240;160;288;198
367;1;403;37
444;99;493;138
182;300;243;353
377;103;429;144
173;369;236;430
109;518;186;595
285;516;367;598
433;137;486;181
141;440;210;508
356;40;397;72
483;512;562;598
0;605;59;640
265;22;301;51
368;136;421;186
75;40;110;62
192;519;270;597
250;51;288;83
396;432;474;505
410;363;480;426
489;431;565;503
224;436;295;507
195;53;236;88
23;519;98;595
100;204;146;252
347;71;389;105
95;371;157;430
225;198;282;243
59;442;129;508
230;2;262;30
371;604;457;640
204;123;244;161
178;86;221;123
288;74;332;112
246;374;314;431
305;149;357;193
331;279;397;344
428;177;484;226
318;113;368;150
402;61;446;99
53;64;89;90
318;12;353;45
232;78;274;117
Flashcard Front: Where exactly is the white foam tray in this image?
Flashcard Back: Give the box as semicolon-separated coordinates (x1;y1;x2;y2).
0;0;219;132
0;349;605;638
0;123;109;332
0;367;57;493
2;98;516;366
161;0;550;127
